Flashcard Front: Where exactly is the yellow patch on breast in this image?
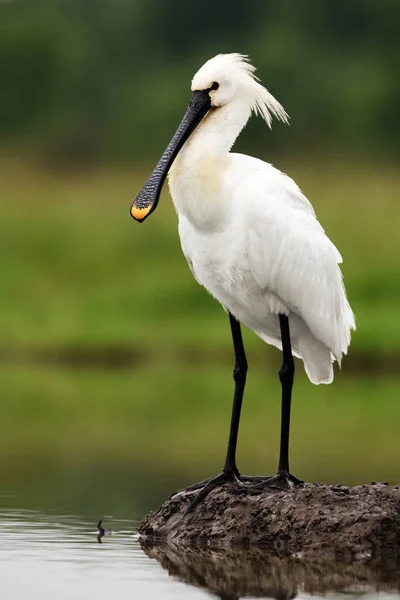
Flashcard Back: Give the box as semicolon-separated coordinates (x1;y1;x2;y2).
169;153;223;196
195;156;223;196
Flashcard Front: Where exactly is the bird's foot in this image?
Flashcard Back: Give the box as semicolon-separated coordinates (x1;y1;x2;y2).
170;469;279;509
171;469;245;509
237;471;304;492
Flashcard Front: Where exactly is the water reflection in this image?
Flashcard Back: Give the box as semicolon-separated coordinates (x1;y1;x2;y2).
142;541;400;599
96;518;113;543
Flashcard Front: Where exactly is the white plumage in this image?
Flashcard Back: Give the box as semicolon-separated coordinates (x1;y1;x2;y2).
168;53;355;384
131;52;357;498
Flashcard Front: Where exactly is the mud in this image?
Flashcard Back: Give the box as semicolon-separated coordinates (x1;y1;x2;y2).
139;481;400;560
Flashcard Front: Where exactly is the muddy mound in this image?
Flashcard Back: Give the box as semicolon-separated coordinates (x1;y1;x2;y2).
140;482;400;560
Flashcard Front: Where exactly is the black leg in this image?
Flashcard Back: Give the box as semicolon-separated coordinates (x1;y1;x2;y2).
277;314;295;477
253;314;303;489
170;313;251;507
170;313;302;507
223;313;248;473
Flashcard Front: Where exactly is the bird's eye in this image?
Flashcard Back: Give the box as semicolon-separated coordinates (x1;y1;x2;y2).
210;82;219;91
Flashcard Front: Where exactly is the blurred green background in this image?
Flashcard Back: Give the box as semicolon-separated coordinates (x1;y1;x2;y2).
1;0;399;518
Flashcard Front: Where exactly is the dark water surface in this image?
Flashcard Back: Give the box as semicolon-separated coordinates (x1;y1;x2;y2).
1;490;400;600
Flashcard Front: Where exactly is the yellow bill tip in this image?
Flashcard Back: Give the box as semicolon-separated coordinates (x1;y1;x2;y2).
130;204;151;222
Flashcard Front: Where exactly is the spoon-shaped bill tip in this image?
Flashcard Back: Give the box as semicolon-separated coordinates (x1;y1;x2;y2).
130;202;152;222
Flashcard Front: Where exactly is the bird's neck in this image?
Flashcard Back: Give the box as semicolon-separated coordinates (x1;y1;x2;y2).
183;101;251;158
168;102;250;229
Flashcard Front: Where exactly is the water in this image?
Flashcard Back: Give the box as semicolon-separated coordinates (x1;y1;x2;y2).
1;500;400;599
0;507;200;599
1;365;400;598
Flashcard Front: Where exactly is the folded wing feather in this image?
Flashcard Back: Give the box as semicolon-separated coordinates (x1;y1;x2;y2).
244;170;355;362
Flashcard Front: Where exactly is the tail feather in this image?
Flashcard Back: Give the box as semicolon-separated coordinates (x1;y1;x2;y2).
296;333;334;385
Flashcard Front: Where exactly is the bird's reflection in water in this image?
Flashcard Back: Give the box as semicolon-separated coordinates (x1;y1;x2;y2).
141;541;400;600
96;519;113;543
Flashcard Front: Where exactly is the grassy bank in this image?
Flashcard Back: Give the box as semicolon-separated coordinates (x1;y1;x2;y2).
1;364;399;487
0;160;399;360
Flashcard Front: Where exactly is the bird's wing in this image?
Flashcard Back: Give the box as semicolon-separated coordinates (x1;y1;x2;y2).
241;169;355;361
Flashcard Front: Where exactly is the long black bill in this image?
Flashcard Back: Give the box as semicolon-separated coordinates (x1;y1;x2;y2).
130;90;211;222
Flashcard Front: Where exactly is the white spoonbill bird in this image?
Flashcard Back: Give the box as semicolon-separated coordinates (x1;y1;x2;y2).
130;53;355;506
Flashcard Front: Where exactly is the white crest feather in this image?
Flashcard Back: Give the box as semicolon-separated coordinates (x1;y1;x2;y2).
220;54;289;127
194;53;289;128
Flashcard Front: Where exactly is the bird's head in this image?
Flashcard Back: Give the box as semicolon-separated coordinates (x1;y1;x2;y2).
191;53;288;127
131;53;288;223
